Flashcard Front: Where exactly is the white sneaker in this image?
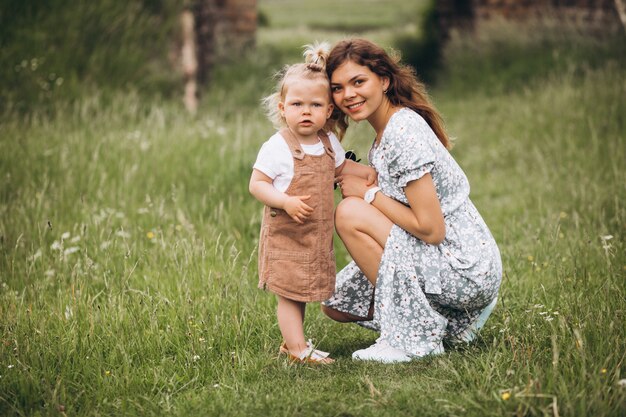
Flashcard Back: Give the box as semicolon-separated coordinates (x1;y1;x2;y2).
352;339;444;363
352;339;412;363
451;296;498;344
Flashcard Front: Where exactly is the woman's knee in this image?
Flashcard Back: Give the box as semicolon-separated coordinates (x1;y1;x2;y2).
335;197;366;233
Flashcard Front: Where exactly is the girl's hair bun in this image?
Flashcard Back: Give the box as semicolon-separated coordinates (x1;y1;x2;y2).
303;41;331;72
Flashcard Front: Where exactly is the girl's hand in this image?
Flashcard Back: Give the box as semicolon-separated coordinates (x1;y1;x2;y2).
284;195;313;224
336;175;370;200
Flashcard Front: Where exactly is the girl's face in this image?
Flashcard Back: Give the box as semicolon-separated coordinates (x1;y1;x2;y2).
330;60;389;123
279;78;333;143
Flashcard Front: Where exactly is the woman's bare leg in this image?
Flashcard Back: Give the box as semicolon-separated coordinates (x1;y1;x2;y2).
322;197;393;323
321;303;374;322
334;197;393;285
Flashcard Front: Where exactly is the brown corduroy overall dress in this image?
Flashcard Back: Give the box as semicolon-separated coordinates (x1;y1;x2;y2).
257;128;337;302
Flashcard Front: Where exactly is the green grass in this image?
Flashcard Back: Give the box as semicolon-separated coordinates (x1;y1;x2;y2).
258;0;425;31
1;5;625;417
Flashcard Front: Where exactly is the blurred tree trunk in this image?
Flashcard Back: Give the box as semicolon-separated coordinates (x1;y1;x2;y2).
179;0;256;112
615;0;626;32
192;0;219;87
178;1;218;113
181;9;198;114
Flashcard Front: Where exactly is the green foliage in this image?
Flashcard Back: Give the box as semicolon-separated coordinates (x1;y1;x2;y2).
0;0;181;113
257;9;270;27
441;21;626;96
258;0;422;31
394;0;442;84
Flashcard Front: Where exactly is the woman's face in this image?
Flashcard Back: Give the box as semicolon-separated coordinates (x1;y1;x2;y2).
330;60;389;123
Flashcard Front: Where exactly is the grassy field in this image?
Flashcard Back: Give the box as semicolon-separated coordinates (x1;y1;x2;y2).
1;3;625;416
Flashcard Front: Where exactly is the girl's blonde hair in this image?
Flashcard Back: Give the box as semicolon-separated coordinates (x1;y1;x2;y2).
326;38;451;148
263;42;336;132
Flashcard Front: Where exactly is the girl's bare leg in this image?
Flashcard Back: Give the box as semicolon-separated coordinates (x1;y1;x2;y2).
277;295;307;355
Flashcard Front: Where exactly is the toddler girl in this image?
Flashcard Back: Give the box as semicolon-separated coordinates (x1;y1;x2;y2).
249;43;375;364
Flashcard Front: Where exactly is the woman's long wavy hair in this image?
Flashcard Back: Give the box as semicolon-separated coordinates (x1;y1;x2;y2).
326;38;450;149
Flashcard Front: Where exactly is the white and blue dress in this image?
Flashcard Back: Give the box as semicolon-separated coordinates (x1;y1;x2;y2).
324;108;502;356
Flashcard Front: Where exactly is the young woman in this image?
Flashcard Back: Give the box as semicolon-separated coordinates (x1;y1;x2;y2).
322;38;502;363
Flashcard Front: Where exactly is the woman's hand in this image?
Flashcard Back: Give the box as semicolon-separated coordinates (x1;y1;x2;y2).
363;166;378;186
336;174;373;200
335;159;378;186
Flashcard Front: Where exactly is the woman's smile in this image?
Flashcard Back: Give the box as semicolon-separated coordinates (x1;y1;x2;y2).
331;60;388;123
346;101;365;112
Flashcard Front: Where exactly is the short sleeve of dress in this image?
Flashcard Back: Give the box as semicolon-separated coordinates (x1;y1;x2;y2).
385;111;437;188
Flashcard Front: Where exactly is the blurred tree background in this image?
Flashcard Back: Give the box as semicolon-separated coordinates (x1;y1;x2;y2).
0;0;182;112
1;0;623;113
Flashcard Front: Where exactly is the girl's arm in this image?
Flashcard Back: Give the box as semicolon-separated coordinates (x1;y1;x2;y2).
335;159;377;185
338;174;445;245
249;169;313;224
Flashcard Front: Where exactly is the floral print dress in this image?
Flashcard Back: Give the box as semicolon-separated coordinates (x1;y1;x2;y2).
324;108;502;356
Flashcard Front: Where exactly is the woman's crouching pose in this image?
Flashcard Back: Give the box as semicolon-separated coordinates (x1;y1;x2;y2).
322;38;502;363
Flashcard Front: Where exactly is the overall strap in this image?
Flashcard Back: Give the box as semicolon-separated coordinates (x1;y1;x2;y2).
316;130;335;159
279;128;305;160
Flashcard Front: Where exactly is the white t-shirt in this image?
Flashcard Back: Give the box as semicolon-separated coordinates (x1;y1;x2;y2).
253;131;346;192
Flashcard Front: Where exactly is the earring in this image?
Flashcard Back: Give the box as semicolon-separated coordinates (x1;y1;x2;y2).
383;89;388;94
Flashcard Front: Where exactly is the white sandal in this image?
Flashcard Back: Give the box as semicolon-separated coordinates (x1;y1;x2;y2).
278;340;334;365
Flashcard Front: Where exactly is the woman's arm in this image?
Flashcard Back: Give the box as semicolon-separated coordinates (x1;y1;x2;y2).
249;169;313;224
338;174;445;245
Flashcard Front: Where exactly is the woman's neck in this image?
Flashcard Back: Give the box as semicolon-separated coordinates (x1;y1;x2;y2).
369;99;399;144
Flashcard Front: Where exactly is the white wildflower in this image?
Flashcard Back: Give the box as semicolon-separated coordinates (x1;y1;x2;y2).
617;379;626;388
65;305;73;320
61;232;71;240
63;247;80;256
115;230;130;239
192;355;200;362
70;235;81;244
29;249;42;262
44;269;55;277
50;241;62;251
